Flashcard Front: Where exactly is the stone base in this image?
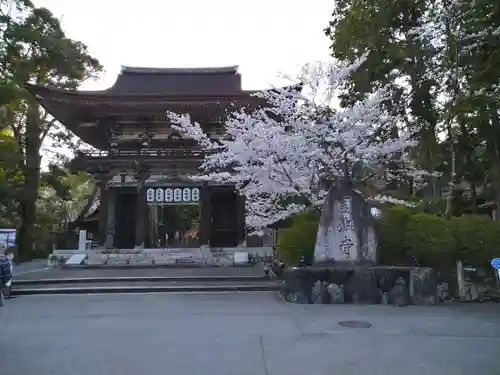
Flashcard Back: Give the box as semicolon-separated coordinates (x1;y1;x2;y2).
281;265;438;306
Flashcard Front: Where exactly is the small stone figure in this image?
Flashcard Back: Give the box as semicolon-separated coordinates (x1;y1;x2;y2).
389;277;410;307
381;292;389;304
327;283;345;303
286;291;308;304
311;281;327;304
437;282;450;301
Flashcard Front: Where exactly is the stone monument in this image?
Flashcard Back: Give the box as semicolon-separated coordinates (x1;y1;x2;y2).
314;186;377;264
280;185;439;306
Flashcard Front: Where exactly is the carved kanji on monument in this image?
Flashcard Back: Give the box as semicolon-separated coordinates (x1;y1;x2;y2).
314;186;377;264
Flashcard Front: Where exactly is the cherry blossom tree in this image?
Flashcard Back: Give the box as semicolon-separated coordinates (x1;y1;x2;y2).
167;55;419;231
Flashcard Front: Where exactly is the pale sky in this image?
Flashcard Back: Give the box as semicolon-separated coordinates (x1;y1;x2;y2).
33;0;335;91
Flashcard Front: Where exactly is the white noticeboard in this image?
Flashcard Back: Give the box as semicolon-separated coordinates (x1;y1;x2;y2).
233;252;249;264
65;254;87;265
0;229;16;248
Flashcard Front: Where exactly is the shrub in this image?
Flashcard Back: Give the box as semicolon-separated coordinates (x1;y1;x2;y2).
277;200;499;270
376;205;413;264
276;209;319;264
418;197;447;216
405;213;456;268
448;215;500;267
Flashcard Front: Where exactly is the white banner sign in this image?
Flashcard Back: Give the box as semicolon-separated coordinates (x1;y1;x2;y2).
146;187;200;204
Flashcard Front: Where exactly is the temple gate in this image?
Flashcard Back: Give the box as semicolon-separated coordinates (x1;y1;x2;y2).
27;66;260;252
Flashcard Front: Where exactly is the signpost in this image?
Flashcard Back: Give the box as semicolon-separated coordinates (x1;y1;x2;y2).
491;257;500;270
491;258;500;289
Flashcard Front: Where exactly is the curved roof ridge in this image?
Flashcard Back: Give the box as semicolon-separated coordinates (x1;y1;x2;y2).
120;66;239;74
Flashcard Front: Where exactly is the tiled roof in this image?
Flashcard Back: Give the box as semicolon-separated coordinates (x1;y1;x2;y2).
106;65;243;96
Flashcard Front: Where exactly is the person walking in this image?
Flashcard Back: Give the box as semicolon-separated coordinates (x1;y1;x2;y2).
0;252;12;307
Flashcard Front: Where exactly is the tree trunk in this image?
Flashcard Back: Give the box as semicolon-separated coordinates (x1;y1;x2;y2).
470;183;477;212
444;120;457;217
16;104;41;261
487;105;500;220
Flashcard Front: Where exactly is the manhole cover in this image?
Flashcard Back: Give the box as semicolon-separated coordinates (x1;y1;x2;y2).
338;320;372;328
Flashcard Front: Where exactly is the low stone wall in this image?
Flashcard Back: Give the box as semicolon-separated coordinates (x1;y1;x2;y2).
280;265;438;306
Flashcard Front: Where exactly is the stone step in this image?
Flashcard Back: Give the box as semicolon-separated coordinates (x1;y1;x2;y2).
72;261;242;268
15;265;267;282
12;280;281;295
14;275;269;286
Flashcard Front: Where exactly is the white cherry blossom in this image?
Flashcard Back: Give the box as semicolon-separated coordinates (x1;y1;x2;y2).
168;55;419;230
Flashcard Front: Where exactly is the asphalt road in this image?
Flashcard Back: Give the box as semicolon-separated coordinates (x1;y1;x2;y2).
1;293;499;375
14;265;265;281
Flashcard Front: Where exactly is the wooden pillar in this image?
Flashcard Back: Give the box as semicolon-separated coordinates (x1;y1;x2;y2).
143;194;151;249
148;205;158;248
104;188;116;249
97;180;108;245
237;193;246;246
134;182;146;248
199;183;211;246
134;171;150;248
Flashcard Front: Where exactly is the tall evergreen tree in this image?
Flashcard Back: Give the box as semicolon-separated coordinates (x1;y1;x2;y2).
1;0;102;257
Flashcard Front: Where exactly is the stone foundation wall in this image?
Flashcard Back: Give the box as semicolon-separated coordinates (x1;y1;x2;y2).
280;265;438;306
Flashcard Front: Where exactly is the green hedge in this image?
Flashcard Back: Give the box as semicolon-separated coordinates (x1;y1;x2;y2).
448;215;500;268
405;212;456;268
277;205;500;268
276;209;319;264
376;206;413;264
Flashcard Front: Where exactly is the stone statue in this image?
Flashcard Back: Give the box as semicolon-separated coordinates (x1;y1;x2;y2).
314;185;377;264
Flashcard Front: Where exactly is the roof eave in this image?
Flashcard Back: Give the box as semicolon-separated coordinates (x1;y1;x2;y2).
120;65;240;75
25;83;261;101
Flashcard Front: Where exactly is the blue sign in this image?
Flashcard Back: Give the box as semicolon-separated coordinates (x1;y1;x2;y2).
491;258;500;269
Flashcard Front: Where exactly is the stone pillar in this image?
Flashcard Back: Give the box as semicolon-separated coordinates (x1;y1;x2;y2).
199;183;211;246
237;193;246;246
78;230;88;251
456;260;466;301
104;188;116;249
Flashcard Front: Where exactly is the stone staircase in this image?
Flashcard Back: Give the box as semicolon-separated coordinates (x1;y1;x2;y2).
12;274;280;295
48;247;273;268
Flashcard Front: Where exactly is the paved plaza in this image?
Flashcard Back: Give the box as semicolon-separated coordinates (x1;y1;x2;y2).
1;292;499;375
11;259;49;276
